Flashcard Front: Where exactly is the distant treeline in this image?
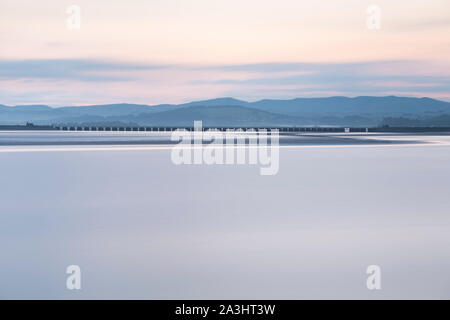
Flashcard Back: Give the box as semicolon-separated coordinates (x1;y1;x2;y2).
380;114;450;127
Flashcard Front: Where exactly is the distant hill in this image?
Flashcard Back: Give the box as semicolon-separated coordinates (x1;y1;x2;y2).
1;96;450;127
180;97;248;108
248;96;450;116
128;105;300;127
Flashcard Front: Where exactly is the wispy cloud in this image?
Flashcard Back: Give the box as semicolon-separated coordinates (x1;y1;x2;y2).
192;61;450;97
0;59;169;82
0;59;449;105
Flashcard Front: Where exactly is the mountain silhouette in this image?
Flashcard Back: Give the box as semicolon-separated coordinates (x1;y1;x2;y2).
1;96;449;127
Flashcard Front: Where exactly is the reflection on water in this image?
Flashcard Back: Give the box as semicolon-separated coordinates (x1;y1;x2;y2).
0;130;432;147
0;133;450;299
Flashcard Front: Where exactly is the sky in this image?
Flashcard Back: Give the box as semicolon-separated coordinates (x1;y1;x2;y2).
0;0;449;106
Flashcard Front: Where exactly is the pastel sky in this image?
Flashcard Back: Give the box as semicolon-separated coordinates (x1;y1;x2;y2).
0;0;449;105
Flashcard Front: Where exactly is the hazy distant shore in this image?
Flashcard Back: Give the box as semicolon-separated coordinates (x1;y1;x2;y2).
0;131;426;147
2;96;450;128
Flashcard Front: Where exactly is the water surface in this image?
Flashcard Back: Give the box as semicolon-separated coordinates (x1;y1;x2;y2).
1;132;449;299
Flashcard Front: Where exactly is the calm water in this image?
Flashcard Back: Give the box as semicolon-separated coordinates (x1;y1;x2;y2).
0;132;449;299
